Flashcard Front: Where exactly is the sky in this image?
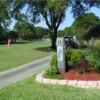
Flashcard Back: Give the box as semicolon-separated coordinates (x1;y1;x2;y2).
10;7;100;30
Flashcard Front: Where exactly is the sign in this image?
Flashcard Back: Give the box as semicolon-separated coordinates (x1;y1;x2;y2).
57;46;63;61
57;38;65;73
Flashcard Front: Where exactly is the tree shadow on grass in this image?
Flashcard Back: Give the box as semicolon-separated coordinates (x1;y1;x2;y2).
35;46;56;52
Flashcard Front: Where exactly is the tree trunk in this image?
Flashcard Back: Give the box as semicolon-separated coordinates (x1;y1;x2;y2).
51;38;56;49
50;28;57;50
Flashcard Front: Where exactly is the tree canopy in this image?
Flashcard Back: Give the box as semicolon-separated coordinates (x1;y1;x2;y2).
68;0;100;18
0;0;11;29
14;21;35;41
0;0;12;43
9;0;68;49
72;12;100;29
72;12;100;40
1;0;100;47
35;27;49;39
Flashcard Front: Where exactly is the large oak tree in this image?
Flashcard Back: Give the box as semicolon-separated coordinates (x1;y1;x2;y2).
9;0;68;49
9;0;100;49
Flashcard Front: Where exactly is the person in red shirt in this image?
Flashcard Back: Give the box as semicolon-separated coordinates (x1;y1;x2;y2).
7;39;11;48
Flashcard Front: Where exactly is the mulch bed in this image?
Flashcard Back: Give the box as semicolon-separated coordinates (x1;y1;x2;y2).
62;70;100;81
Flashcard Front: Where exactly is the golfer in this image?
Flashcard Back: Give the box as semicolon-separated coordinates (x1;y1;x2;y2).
7;39;11;48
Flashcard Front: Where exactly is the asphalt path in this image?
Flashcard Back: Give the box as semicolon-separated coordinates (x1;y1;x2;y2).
0;55;52;89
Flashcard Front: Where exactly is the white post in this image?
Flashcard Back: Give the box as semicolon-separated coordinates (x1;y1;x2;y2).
57;38;65;73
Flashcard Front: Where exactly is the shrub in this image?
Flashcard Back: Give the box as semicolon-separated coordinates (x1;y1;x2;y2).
85;47;100;70
45;67;58;76
45;55;59;76
50;55;57;67
45;49;87;76
65;49;85;67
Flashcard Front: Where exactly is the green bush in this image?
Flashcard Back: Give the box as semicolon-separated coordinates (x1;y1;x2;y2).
45;49;86;76
50;55;57;67
45;55;59;76
45;67;58;76
85;47;100;70
65;49;85;67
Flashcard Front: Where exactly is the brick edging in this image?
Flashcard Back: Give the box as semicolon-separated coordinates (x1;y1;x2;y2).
35;72;100;89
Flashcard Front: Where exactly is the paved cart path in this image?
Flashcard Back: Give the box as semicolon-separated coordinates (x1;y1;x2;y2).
0;56;52;89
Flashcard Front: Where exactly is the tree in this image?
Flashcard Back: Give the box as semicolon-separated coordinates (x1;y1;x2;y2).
10;0;67;49
35;27;49;39
14;22;35;41
69;0;100;18
14;14;27;42
72;13;100;40
0;26;8;43
43;28;49;39
9;0;100;49
0;1;11;28
63;27;74;36
72;13;100;29
57;30;64;37
13;22;22;41
0;0;12;43
23;22;35;40
35;27;44;39
9;31;18;42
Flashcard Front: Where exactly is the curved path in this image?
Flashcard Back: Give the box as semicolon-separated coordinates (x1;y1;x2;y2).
0;56;52;89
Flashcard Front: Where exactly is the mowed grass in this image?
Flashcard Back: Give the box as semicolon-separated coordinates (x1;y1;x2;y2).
0;39;55;72
1;39;100;99
0;74;100;100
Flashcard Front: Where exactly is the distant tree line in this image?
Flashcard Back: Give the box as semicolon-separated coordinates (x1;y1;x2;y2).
1;12;100;44
0;22;49;44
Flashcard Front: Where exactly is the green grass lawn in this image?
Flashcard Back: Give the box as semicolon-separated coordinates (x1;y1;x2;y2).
0;39;55;72
0;74;100;100
1;39;100;100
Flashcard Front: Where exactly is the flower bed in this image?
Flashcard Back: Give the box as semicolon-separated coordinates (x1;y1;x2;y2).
62;70;100;81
